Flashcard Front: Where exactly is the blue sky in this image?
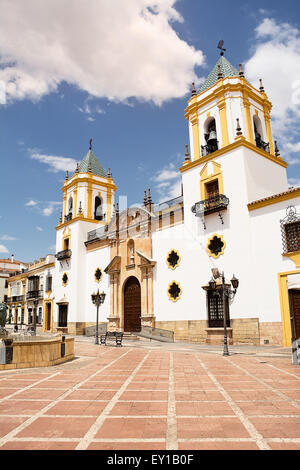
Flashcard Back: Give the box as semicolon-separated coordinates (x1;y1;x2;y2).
0;0;300;262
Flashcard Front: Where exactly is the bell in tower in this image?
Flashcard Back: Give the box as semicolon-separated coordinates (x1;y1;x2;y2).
204;119;218;155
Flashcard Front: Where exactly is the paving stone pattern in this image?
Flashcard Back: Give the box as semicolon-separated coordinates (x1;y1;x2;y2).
0;343;299;450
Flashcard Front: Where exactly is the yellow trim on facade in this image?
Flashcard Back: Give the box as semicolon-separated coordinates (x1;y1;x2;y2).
282;251;300;268
264;109;275;155
191;113;201;160
216;96;229;147
248;188;300;211
179;138;287;174
277;270;300;347
43;299;53;332
87;181;92;218
73;186;78;218
185;80;272;120
56;216;102;230
206;233;226;259
63;174;117;193
63;194;67;219
243;92;255;145
200;161;224;200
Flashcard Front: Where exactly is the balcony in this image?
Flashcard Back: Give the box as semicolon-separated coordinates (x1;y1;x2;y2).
191;194;229;217
64;213;73;223
55;249;72;261
201;141;219;157
255;136;270;153
26;290;43;300
7;295;24;303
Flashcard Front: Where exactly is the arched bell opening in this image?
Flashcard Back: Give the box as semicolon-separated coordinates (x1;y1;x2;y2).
202;117;219;156
94;196;104;221
67;196;73;221
253;115;270;153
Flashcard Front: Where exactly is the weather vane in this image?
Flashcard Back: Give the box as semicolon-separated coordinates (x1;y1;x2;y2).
217;40;226;56
89;138;92;150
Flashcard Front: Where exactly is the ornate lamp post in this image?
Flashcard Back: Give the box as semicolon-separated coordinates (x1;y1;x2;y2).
210;269;239;356
32;298;38;336
91;290;106;345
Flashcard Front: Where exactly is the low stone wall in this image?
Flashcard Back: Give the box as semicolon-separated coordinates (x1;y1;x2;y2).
54;321;106;336
259;322;283;346
155;318;280;346
0;335;75;370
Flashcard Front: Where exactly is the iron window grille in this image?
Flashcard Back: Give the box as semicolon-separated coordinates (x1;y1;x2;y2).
280;206;300;253
207;289;230;328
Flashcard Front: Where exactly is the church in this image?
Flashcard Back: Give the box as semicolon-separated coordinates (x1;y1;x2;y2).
22;52;300;347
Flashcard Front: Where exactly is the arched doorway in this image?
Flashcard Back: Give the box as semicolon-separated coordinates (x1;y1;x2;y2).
123;276;141;332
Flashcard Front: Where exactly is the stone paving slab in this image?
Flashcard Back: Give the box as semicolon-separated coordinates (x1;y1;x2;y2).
0;341;298;451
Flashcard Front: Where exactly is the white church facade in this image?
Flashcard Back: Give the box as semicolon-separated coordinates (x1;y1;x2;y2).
9;54;300;347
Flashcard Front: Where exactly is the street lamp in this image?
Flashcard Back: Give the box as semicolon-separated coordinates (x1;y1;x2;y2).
32;298;38;336
210;269;239;356
91;290;106;344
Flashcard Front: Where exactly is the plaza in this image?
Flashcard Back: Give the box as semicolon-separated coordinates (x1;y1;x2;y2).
0;338;298;451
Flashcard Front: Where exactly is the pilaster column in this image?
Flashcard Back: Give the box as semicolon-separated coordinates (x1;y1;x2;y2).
243;92;255;145
87;182;92;219
217;98;229;147
264;110;275;155
191;113;201;161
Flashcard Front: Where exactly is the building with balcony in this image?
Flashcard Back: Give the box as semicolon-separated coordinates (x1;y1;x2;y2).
6;255;55;331
12;49;300;348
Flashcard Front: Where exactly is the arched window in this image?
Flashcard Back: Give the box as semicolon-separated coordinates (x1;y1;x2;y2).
202;117;218;156
253;115;270;152
94;196;104;221
127;239;135;265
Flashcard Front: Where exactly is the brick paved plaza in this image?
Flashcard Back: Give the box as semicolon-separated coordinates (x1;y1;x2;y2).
0;340;299;451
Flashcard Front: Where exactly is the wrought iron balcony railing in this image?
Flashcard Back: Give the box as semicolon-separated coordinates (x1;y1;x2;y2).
55;249;72;261
7;295;24;303
201;141;219;157
255;137;270;153
191;194;229;217
64;213;73;222
26;290;44;300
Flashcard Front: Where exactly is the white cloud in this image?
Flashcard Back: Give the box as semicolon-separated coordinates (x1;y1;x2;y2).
245;17;300;166
151;162;182;203
0;235;17;240
288;177;300;187
0;0;204;107
36;226;43;232
25;199;38;207
29;150;77;173
25;199;61;217
0;245;9;253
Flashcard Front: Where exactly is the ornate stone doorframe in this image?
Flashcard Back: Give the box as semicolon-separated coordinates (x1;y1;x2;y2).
136;250;156;328
104;251;156;332
104;255;121;331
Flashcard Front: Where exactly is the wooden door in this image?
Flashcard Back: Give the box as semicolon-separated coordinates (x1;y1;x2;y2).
124;277;141;332
45;303;51;331
289;290;300;339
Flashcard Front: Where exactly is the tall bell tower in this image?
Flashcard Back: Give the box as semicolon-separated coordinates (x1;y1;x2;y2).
181;47;289;231
53;141;117;335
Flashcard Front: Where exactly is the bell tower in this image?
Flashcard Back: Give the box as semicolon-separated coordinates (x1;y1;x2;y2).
53;141;117;335
58;139;116;227
181;46;289;211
